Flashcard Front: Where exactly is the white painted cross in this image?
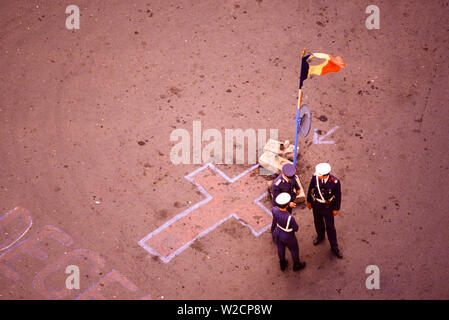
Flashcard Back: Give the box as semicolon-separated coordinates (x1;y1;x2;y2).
313;126;339;144
138;163;272;263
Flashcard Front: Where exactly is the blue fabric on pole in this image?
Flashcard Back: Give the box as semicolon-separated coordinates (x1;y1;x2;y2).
293;108;301;167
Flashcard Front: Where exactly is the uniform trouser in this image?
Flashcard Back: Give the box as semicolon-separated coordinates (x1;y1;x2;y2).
273;229;300;264
312;203;339;251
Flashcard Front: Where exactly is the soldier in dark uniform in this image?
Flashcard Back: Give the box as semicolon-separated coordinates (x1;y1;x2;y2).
271;163;302;214
306;163;343;259
271;192;306;271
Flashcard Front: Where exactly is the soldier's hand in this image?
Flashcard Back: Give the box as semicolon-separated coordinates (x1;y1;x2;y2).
289;202;296;208
296;190;301;195
306;202;312;209
333;210;339;216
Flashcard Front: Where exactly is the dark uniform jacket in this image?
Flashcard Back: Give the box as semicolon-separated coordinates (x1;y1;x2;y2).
271;174;301;207
271;206;299;236
306;174;341;211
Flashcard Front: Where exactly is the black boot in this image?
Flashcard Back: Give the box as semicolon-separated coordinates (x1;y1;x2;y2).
332;248;343;259
313;236;324;245
293;261;306;271
280;260;288;271
331;248;343;259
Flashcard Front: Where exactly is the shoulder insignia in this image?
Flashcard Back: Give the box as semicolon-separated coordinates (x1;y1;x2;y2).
275;179;281;186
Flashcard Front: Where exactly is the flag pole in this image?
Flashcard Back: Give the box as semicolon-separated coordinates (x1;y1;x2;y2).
293;48;306;167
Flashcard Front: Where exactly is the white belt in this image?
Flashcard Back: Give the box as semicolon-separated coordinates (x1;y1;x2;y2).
314;195;335;203
276;215;293;232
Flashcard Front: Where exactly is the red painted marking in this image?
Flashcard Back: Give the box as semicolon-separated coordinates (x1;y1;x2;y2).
1;207;151;299
77;270;138;300
0;225;73;281
0;207;32;251
32;249;105;299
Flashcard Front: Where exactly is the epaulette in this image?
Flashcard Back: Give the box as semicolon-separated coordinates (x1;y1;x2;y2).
330;177;338;183
275;179;281;186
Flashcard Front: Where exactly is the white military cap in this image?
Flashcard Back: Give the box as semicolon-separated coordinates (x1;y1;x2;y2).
315;163;331;176
275;192;291;206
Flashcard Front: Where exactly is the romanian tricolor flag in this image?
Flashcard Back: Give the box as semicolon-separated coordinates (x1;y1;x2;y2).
299;53;345;89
